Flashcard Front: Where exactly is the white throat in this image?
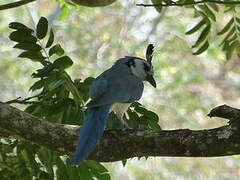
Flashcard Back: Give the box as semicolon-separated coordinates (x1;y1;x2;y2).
130;59;148;80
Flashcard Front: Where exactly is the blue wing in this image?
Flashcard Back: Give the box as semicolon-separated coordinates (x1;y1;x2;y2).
87;62;144;107
71;104;111;165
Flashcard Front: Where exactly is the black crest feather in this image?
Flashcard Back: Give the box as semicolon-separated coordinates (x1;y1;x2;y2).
145;44;154;64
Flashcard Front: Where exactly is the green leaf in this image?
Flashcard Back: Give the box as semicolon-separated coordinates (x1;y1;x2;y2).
228;33;237;43
218;18;234;35
32;64;56;78
193;41;209;55
236;17;240;25
47;79;65;91
86;160;108;173
222;40;229;51
192;25;210;48
36;17;48;39
9;31;37;43
197;11;210;25
30;79;45;91
14;43;42;51
18;51;45;61
121;159;127;167
59;5;69;21
226;41;238;59
9;22;34;33
53;56;73;69
39;171;53;180
207;3;219;12
219;26;236;46
49;44;65;56
151;0;162;13
55;156;68;180
64;73;83;107
198;4;216;21
148;119;161;130
186;19;205;35
46;29;54;48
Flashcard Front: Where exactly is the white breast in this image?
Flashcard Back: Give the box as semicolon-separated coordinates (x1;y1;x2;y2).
111;103;131;119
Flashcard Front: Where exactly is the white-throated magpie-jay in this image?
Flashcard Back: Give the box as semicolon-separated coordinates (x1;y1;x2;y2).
71;44;156;165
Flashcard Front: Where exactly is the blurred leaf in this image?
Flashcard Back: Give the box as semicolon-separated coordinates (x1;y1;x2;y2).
218;18;234;35
9;22;34;33
86;160;109;173
219;26;236;46
54;56;73;69
226;41;238;59
193;41;209;55
14;43;42;51
186;19;205;35
86;161;111;180
38;171;53;180
59;5;69;21
198;5;216;21
148;119;161;130
236;17;240;24
30;79;45;91
222;40;229;51
9;31;37;43
65;77;83;107
32;64;56;78
46;29;54;48
121;159;127;167
151;0;162;13
55;156;69;180
192;25;210;48
207;3;219;12
21;148;39;175
36;17;48;39
49;44;65;57
18;51;45;62
47;79;65;91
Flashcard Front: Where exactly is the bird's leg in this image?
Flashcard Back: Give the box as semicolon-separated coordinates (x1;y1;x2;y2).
120;113;132;129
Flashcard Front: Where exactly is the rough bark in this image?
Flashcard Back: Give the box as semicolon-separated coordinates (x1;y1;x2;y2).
0;102;240;162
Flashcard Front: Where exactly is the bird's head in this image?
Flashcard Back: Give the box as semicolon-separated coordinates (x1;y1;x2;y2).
125;44;156;88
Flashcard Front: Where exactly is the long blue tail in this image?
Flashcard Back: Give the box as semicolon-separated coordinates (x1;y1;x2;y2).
71;104;111;165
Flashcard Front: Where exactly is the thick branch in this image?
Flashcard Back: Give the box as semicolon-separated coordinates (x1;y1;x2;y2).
0;0;36;11
137;0;240;7
1;102;240;162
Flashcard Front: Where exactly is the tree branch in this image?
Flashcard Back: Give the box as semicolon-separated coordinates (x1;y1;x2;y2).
72;0;117;7
0;0;36;11
136;0;240;7
1;102;240;162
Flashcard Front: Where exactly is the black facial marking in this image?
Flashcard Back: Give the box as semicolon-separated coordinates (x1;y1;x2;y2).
125;58;135;68
143;62;150;72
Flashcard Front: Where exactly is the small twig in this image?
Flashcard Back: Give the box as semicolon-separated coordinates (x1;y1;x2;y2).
0;0;36;11
4;97;21;104
4;96;40;105
136;0;240;7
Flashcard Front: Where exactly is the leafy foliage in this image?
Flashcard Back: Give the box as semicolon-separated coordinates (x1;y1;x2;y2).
183;1;240;58
2;17;161;179
218;17;240;59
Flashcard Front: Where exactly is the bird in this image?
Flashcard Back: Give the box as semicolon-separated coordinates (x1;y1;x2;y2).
71;44;156;165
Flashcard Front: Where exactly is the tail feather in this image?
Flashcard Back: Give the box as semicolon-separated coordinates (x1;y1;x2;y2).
71;104;111;165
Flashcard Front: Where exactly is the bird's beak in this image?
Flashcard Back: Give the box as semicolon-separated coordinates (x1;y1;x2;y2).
146;75;157;88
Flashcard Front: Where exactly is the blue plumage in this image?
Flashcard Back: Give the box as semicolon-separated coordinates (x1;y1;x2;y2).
71;104;111;165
